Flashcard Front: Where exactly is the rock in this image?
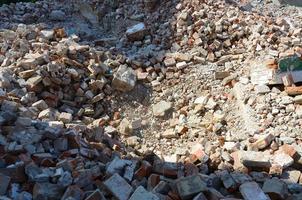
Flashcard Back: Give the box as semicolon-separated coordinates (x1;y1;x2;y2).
239;182;269;200
175;175;207;200
129;186;159;200
112;65;137;92
126;23;148;41
0;173;10;195
262;178;288;199
49;10;66;21
153;101;172;117
103;173;133;200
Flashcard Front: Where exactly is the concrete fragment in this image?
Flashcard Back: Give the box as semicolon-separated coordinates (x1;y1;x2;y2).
103;173;133;200
126;23;148;41
262;178;288;199
176;175;207;200
239;182;269;200
129;186;159;200
112;65;137;92
0;173;10;195
153;101;172;117
239;151;271;168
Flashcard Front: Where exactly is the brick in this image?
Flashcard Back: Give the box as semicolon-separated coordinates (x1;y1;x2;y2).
239;182;269;200
0;173;10;195
61;185;83;200
279;144;297;158
218;171;237;191
147;174;160;191
135;161;152;179
85;189;106;200
129;186;159;200
262;178;288;199
103;173;133;200
33;182;65;200
175;175;207;200
153;160;178;178
193;193;207;200
152;181;170;195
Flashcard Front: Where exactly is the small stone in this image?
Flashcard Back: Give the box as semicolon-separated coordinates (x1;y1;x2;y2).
262;178;288;199
175;175;207;200
129;186;159;200
103;173;133;200
153;101;172;117
112;65;137;92
239;182;269;200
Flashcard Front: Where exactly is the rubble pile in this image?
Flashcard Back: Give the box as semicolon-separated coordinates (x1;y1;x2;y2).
1;0;302;200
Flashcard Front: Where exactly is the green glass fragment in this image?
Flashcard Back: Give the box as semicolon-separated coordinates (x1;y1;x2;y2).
278;55;302;72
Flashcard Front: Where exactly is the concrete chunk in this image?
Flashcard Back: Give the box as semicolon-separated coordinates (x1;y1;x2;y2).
129;186;159;200
239;182;269;200
176;175;207;200
104;173;133;200
112;65;137;92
